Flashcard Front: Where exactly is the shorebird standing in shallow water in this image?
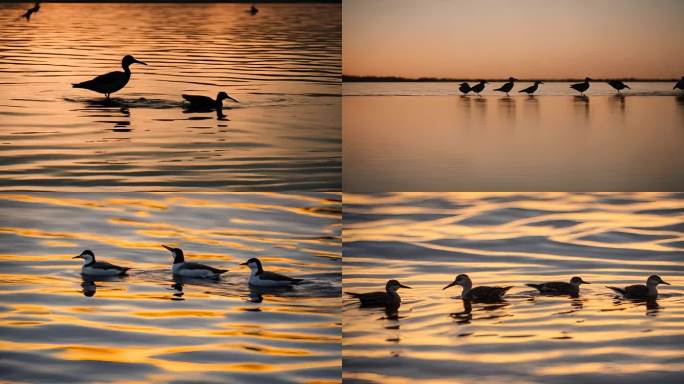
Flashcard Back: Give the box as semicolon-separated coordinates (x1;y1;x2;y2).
347;280;411;307
494;77;517;96
21;1;40;21
527;276;590;297
182;91;239;112
470;80;487;96
443;274;512;301
673;77;684;91
607;275;670;299
162;245;228;278
459;82;471;95
570;77;592;95
241;257;303;287
519;80;544;95
73;250;130;276
72;55;147;100
606;80;630;94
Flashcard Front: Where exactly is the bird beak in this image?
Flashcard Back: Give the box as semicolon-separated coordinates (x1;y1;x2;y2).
443;281;457;290
134;59;147;66
161;245;172;251
661;280;671;285
582;280;591;284
227;96;239;103
72;255;82;259
399;283;411;289
240;262;248;266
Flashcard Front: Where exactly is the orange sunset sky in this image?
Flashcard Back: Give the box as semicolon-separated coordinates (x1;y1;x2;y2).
343;0;684;79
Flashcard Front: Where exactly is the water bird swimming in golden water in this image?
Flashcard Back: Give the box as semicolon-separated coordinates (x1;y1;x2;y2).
494;77;517;96
72;55;147;100
570;77;592;95
250;5;259;15
162;245;228;278
526;276;590;297
21;1;40;21
347;280;411;307
674;77;684;91
73;250;130;276
182;91;239;111
519;80;544;95
470;80;487;95
241;257;303;287
606;80;630;94
459;82;471;95
606;275;670;299
443;274;512;301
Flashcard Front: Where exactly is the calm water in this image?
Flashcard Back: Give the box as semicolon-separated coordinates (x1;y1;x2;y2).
343;82;684;191
343;192;684;384
0;3;341;191
0;193;341;384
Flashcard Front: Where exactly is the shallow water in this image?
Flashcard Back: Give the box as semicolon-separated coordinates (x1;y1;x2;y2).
0;192;341;383
0;3;341;190
343;82;684;191
343;192;684;384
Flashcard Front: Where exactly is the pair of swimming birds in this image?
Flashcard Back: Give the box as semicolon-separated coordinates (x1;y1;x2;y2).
72;246;302;287
72;55;238;110
348;274;671;307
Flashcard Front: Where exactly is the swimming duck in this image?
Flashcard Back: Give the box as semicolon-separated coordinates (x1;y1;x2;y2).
347;279;411;307
526;276;590;296
182;91;238;111
73;250;130;276
443;274;512;301
494;77;517;96
570;77;592;95
72;55;147;100
21;1;40;21
606;80;630;94
162;245;228;278
470;80;487;95
606;275;670;299
241;257;303;287
459;82;471;95
673;77;684;91
250;5;259;15
519;80;544;95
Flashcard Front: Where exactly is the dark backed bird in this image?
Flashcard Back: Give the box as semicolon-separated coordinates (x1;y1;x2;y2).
519;80;544;95
470;80;487;95
673;76;684;91
606;80;630;94
241;257;303;287
72;55;147;100
459;82;471;95
250;5;259;15
182;91;238;111
606;275;670;299
527;276;590;297
162;245;228;278
443;274;512;301
21;1;40;21
347;279;411;307
494;77;517;96
73;250;130;276
570;77;592;95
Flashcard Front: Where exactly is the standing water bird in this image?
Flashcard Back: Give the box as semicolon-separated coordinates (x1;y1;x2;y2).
162;245;228;278
606;80;630;94
494;77;517;96
606;275;670;299
470;80;487;95
73;250;130;276
182;91;238;111
673;77;684;91
21;1;40;21
526;276;590;297
347;280;411;307
519;80;544;95
241;258;303;287
72;55;147;100
459;82;471;95
570;77;592;95
443;274;512;301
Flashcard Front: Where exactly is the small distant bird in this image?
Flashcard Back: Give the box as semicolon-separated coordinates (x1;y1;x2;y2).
606;275;670;299
606;80;630;94
73;250;130;276
241;258;303;287
673;76;684;91
470;80;487;95
347;279;411;307
494;77;517;96
182;91;239;111
526;276;590;296
519;80;544;95
73;55;147;100
21;1;40;21
250;5;258;15
162;245;228;278
443;274;512;301
570;77;592;95
459;82;471;95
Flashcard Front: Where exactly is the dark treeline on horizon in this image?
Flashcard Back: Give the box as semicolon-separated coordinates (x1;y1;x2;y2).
3;1;340;3
342;75;680;83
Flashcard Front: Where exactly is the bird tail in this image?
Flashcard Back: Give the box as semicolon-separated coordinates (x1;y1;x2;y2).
215;269;229;275
72;82;85;89
502;286;514;293
291;278;304;284
346;292;361;298
606;286;625;295
526;283;543;291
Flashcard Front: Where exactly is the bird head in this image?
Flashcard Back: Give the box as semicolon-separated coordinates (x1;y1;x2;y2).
73;249;95;263
570;276;590;285
386;279;411;292
122;55;147;68
647;275;670;286
217;91;239;103
240;257;263;272
443;273;470;290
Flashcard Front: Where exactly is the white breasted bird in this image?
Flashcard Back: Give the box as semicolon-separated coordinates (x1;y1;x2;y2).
162;245;228;278
241;257;303;287
73;250;130;276
606;275;671;299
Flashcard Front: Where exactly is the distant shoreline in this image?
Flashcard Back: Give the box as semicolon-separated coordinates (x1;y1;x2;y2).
342;75;679;83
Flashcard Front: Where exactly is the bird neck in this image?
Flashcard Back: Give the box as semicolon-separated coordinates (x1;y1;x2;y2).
173;253;184;264
460;281;472;296
647;283;658;296
215;99;224;109
83;256;95;267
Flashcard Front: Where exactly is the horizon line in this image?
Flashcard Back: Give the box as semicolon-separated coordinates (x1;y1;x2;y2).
342;75;682;83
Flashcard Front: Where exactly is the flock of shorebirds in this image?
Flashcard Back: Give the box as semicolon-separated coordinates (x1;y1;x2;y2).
348;274;672;308
459;77;684;96
73;246;302;288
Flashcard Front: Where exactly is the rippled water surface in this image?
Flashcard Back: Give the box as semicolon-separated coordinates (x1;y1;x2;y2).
343;82;684;191
0;3;341;190
0;192;341;383
343;192;684;384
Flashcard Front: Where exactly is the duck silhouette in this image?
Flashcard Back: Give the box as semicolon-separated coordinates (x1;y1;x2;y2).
519;80;544;95
182;91;239;112
72;55;147;100
21;1;40;21
606;80;630;94
249;5;258;15
570;77;592;95
470;80;487;95
674;76;684;91
494;77;517;96
459;82;471;95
